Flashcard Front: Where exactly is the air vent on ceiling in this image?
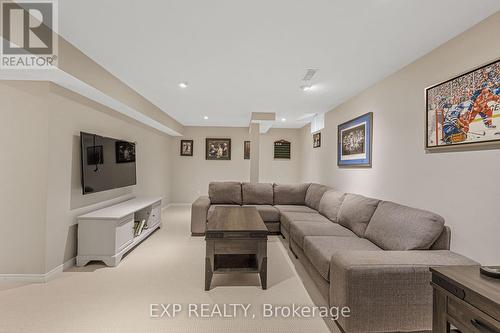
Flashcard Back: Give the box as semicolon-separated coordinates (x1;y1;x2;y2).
302;69;318;81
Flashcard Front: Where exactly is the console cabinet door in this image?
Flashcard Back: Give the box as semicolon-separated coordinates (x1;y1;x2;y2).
149;203;161;227
115;215;134;252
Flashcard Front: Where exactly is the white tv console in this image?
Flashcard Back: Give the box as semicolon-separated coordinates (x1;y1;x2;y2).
76;197;162;267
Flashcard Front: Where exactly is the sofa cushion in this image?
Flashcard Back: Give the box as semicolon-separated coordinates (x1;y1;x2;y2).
274;205;317;214
242;183;273;205
305;183;331;211
273;183;310;205
290;221;356;249
338;194;380;237
280;212;331;232
364;201;445;250
303;236;382;281
242;205;280;222
207;204;240;220
208;182;242;205
318;190;346;222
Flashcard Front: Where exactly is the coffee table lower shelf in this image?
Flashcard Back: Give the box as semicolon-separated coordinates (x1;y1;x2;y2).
205;241;267;290
204;207;269;291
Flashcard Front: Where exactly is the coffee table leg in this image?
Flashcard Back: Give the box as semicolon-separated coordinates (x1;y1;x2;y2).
259;257;267;290
205;239;214;291
205;257;213;291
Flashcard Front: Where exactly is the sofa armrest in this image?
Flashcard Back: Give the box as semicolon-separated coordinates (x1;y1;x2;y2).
329;250;478;333
191;196;211;236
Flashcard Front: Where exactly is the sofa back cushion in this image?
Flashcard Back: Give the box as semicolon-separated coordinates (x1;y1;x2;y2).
318;190;346;222
430;226;451;250
242;183;273;205
208;182;242;205
305;183;331;210
337;194;380;237
364;201;445;250
273;183;310;205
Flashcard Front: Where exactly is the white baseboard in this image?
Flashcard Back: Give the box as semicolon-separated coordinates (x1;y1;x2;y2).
0;257;76;283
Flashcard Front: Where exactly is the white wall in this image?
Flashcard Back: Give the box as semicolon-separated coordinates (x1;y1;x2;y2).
0;81;174;274
170;126;302;203
259;128;302;184
0;82;49;274
299;12;500;265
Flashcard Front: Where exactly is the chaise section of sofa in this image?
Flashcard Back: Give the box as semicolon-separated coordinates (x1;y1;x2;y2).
330;250;478;333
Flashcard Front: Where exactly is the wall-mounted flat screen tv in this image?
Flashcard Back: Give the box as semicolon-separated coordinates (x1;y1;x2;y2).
80;132;137;195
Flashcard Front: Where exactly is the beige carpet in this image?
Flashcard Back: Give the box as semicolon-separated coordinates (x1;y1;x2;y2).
0;205;338;333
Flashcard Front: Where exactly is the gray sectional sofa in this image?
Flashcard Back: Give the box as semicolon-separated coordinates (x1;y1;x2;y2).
191;182;478;333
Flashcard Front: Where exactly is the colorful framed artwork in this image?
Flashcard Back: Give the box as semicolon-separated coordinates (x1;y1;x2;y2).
180;140;193;156
313;132;321;148
338;112;372;167
426;59;500;149
244;141;250;159
206;138;231;160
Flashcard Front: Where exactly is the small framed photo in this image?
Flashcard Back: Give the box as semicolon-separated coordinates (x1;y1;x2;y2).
338;112;372;167
313;132;321;148
206;138;231;160
115;141;136;163
244;141;250;159
180;140;193;156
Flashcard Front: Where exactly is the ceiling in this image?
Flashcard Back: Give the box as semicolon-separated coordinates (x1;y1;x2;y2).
58;0;500;129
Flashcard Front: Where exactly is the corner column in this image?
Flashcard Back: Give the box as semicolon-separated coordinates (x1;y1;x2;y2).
249;123;260;183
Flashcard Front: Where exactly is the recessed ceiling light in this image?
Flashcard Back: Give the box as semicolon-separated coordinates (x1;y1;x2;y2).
281;118;286;122
204;116;208;120
178;82;188;88
301;85;312;92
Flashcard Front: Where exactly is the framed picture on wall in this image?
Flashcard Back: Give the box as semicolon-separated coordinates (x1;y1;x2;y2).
274;140;291;159
115;141;136;163
337;112;372;167
180;140;193;156
313;132;321;148
206;138;231;160
244;141;250;159
426;58;500;149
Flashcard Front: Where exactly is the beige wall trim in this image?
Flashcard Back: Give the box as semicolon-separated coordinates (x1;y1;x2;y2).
58;37;184;136
0;31;184;137
0;258;75;284
0;67;183;136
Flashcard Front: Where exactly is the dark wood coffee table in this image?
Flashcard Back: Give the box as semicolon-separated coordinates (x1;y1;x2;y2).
430;266;500;333
205;206;268;290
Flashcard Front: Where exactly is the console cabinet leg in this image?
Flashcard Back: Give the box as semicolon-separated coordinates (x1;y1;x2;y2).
102;256;120;267
76;257;90;267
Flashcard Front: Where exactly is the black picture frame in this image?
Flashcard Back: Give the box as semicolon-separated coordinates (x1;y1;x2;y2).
313;132;321;148
115;141;136;163
274;140;291;159
244;141;250;159
425;58;500;150
180;140;193;156
206;138;231;160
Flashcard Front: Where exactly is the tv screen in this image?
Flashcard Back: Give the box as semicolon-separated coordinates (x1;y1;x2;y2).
80;132;137;195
